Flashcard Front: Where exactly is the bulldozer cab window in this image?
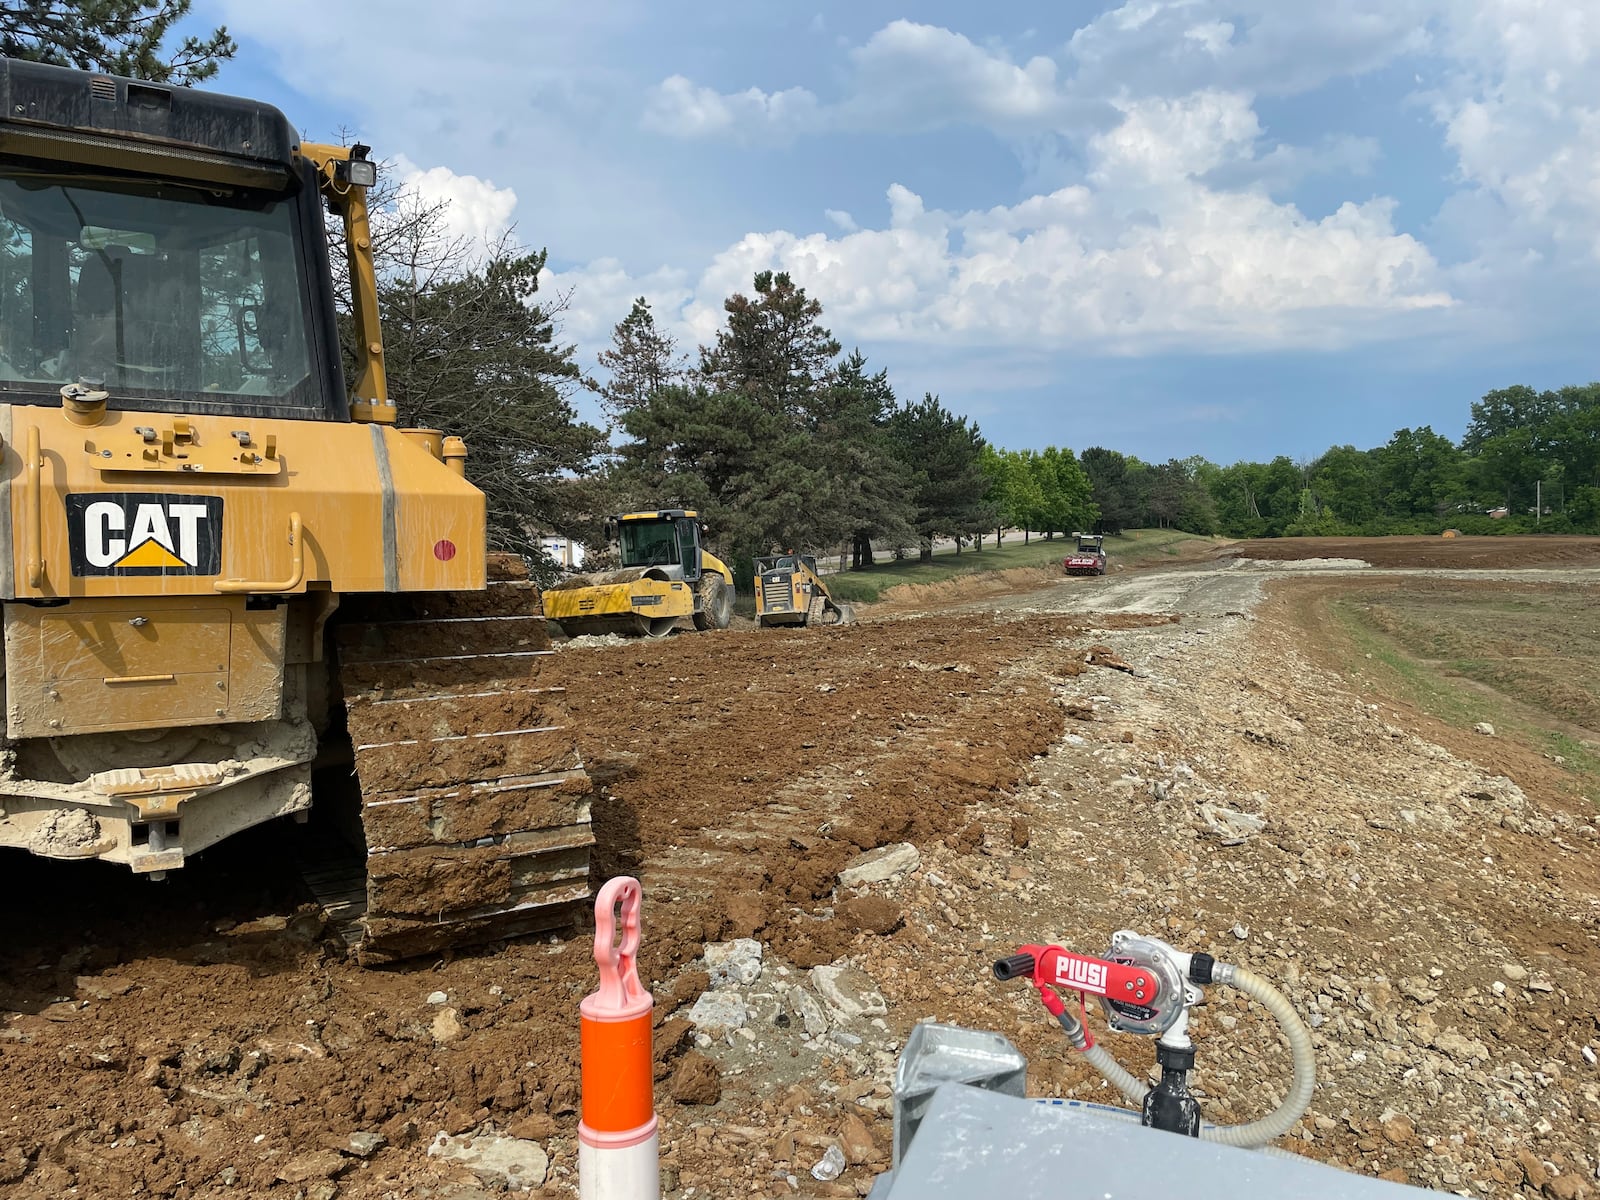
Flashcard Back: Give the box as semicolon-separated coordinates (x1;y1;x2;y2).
618;520;680;569
0;166;326;416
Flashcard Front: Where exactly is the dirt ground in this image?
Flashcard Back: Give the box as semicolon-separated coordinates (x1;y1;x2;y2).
2;544;1598;1199
1225;535;1600;570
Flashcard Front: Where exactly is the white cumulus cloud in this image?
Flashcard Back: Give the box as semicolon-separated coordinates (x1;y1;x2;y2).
839;20;1080;132
390;156;519;258
557;95;1451;359
642;75;821;141
1430;0;1600;264
643;20;1092;141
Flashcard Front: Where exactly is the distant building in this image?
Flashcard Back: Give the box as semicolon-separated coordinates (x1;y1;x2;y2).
1488;507;1509;519
539;536;587;569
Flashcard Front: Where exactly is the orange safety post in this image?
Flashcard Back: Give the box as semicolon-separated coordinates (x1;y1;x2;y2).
578;876;659;1199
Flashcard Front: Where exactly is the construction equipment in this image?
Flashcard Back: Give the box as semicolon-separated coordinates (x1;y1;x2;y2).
0;58;592;963
754;553;854;628
544;509;734;638
1064;531;1108;576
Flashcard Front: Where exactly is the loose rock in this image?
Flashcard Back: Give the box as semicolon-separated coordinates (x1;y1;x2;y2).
704;938;764;988
427;1133;549;1191
839;896;903;936
811;964;887;1020
1432;1029;1490;1062
343;1132;385;1158
1199;803;1266;842
431;1008;465;1044
277;1150;346;1184
838;843;921;888
669;1051;723;1105
838;1114;878;1165
687;991;750;1031
787;986;829;1037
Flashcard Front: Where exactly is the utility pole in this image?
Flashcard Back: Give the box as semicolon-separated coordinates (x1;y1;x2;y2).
1537;479;1542;527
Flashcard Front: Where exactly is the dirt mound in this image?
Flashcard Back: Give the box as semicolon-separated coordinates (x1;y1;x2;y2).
1225;535;1600;569
877;565;1058;606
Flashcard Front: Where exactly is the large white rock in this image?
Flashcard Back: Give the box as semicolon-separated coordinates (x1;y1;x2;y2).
811;964;887;1020
427;1132;549;1190
688;990;750;1030
704;938;763;988
1197;803;1266;843
787;986;829;1036
838;842;921;888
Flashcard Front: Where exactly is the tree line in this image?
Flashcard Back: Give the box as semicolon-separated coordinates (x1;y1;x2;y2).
595;272;1099;577
1081;385;1600;541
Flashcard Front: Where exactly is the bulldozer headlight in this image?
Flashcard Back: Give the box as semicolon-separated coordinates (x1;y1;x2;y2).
339;157;377;187
338;145;377;188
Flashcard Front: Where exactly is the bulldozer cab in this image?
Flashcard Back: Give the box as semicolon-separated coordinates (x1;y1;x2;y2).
0;67;346;421
616;510;705;581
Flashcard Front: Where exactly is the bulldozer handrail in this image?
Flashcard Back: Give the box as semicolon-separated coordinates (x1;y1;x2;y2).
25;425;43;588
214;512;305;594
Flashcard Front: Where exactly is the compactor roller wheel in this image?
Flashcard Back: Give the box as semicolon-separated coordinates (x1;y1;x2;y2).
308;555;594;965
693;573;733;631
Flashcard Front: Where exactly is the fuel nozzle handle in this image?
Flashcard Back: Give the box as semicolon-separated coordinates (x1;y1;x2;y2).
993;953;1037;981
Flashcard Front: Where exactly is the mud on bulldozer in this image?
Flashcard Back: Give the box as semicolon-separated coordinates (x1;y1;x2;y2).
754;553;855;627
0;58;593;964
543;509;734;638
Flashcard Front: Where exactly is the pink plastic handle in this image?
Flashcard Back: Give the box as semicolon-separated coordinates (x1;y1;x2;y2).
590;876;647;1014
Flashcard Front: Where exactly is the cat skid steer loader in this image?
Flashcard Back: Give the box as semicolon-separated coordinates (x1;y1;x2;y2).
0;58;592;963
754;553;854;627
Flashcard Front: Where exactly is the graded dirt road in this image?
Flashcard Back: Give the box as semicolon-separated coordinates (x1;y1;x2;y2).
1;549;1597;1199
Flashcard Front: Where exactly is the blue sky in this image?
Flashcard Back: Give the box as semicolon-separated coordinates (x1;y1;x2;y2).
193;1;1599;465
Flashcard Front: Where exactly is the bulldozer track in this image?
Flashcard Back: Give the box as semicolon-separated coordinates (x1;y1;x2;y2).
309;558;595;965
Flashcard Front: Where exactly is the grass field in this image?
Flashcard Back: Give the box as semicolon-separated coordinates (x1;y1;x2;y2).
821;528;1220;603
1327;582;1600;794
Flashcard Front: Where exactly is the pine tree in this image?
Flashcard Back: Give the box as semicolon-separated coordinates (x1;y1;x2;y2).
810;351;915;568
595;297;687;426
700;270;841;418
1;1;235;84
887;394;993;562
379;241;606;563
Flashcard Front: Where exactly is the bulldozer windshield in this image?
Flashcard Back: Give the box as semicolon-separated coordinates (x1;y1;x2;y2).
618;519;680;568
0;165;334;417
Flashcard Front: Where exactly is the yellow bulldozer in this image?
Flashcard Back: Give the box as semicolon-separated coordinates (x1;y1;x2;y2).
544;508;734;638
0;58;592;963
754;553;855;627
